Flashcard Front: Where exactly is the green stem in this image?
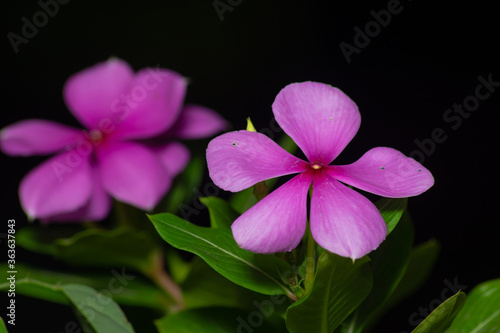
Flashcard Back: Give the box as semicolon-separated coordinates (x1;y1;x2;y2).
304;223;316;295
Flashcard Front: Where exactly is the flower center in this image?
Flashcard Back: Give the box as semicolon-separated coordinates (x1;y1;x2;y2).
310;162;323;170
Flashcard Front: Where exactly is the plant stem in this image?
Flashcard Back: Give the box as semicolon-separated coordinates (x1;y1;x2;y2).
304;223;316;295
147;251;185;311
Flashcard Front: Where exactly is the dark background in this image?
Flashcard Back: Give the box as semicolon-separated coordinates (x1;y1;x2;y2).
2;1;499;332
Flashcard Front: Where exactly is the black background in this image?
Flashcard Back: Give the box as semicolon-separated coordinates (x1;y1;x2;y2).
2;1;499;332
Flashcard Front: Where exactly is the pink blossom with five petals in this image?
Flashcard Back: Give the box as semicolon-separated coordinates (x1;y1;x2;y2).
206;81;433;259
1;59;227;223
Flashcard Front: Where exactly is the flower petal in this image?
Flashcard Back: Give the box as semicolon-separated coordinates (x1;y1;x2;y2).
232;173;312;253
272;81;361;164
63;58;134;129
1;119;82;156
44;170;112;223
329;147;434;198
152;142;190;177
19;153;93;220
97;141;170;211
310;172;387;259
207;130;309;192
167;104;228;139
113;68;188;140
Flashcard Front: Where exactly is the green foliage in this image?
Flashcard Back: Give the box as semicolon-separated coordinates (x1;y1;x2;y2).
62;284;136;333
286;252;373;333
199;196;239;229
9;163;493;333
155;307;283;333
445;278;500;333
148;213;295;298
17;226;161;276
376;197;408;235
0;262;170;311
412;291;467;333
340;209;414;333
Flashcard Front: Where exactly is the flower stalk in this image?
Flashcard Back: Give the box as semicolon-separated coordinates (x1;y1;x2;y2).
146;251;185;312
304;222;316;295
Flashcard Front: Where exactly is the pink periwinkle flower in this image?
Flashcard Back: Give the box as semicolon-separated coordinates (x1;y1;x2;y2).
207;82;433;259
1;59;227;223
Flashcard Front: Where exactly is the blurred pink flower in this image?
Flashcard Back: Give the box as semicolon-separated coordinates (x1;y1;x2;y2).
207;81;433;259
1;59;227;223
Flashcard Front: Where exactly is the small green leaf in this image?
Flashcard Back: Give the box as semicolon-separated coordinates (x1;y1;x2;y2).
375;197;408;235
148;213;295;299
199;196;239;229
445;278;500;333
286;252;373;333
229;187;258;214
155;307;281;333
412;291;467;333
246;117;257;132
62;284;135;333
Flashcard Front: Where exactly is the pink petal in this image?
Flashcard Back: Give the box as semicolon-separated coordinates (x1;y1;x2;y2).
167;104;228;139
329;147;434;198
272;82;361;165
310;171;387;259
206;130;309;192
96;141;170;211
19;153;93;220
63;58;134;130
1;119;82;156
232;173;312;253
44;170;112;223
152;142;190;177
113;68;188;140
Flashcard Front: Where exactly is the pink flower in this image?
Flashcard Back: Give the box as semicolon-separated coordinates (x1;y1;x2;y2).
1;59;227;223
207;82;433;259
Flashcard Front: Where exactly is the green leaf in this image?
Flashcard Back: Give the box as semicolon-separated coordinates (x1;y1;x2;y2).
385;239;441;308
0;262;170;311
342;209;414;333
375;197;408;235
62;284;135;333
412;291;467;333
55;227;160;275
286;252;373;333
148;213;295;299
17;225;161;275
155;307;281;333
181;258;257;309
445;278;500;333
0;317;8;333
358;239;441;331
199;196;239;229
